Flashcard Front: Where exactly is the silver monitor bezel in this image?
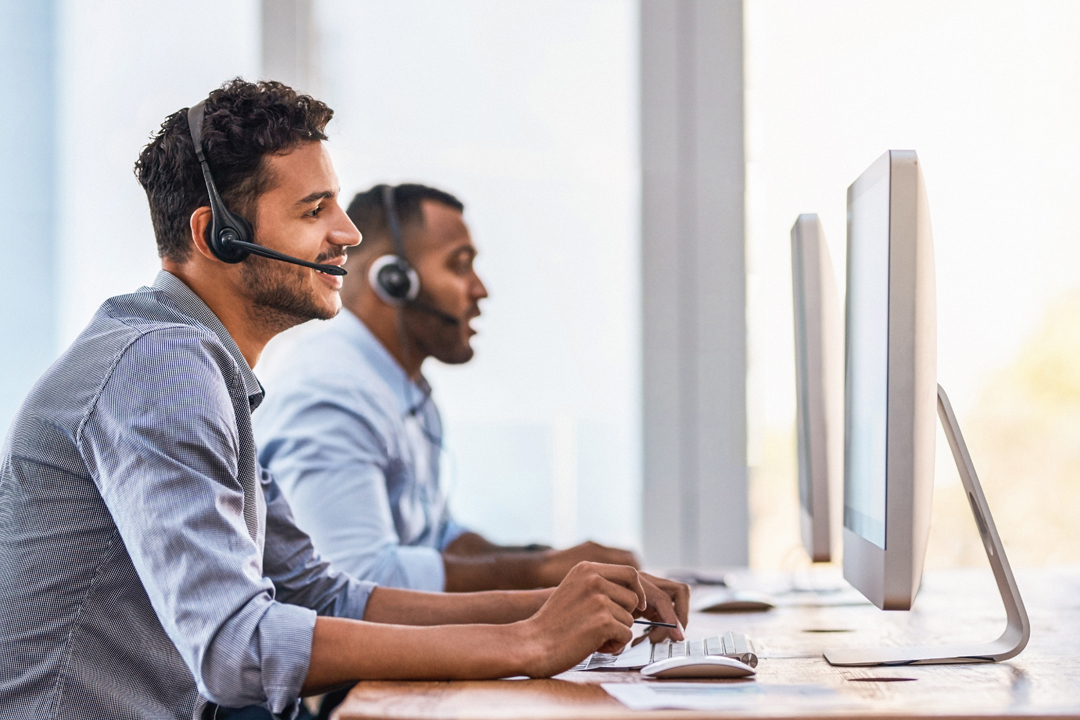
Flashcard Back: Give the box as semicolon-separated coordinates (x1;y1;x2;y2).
842;150;937;610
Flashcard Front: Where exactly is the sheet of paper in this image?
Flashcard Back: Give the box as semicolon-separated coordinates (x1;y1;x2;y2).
570;638;653;671
601;682;853;712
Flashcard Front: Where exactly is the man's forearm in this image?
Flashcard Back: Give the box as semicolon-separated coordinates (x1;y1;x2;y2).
364;585;552;625
303;587;552;694
442;552;553;592
444;531;551;557
442;540;641;592
303;617;535;695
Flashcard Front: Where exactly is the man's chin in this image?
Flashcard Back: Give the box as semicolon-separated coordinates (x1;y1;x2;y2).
299;298;340;323
314;293;342;321
432;344;475;366
286;285;342;323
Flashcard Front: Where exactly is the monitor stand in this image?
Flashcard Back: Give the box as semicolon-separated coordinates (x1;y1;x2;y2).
824;384;1030;666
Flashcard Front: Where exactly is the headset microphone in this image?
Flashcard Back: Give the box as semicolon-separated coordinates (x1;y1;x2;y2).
410;298;461;326
186;101;346;277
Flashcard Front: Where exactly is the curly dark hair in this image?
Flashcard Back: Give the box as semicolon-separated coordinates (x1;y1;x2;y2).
134;78;334;262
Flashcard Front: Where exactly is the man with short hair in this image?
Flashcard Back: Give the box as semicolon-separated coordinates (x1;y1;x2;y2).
254;183;642;593
0;80;687;720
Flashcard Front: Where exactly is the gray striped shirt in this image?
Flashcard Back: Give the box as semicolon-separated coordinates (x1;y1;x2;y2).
0;271;376;720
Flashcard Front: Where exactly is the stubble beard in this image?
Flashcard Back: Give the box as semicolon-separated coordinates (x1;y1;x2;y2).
240;253;337;335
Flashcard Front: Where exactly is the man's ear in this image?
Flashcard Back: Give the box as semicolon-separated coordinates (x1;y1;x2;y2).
189;206;217;261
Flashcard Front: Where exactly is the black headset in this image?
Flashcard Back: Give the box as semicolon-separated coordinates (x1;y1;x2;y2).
368;184;421;304
186;100;346;276
369;184;459;326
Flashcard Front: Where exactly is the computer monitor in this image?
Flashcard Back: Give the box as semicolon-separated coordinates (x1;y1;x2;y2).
841;150;936;610
825;150;1028;666
791;215;843;564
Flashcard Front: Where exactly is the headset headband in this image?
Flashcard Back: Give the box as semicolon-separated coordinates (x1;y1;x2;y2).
382;184;409;259
188;101;208;163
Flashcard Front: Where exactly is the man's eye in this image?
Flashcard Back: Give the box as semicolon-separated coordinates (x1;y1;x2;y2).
307;205;324;218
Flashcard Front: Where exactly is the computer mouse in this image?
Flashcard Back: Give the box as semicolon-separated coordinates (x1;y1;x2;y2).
640;655;757;679
693;589;776;613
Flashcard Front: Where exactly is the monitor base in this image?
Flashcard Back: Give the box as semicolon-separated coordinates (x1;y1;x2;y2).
826;642;1003;667
825;384;1030;667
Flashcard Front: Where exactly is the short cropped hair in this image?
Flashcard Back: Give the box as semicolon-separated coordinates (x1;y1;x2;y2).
346;184;465;251
134;78;334;262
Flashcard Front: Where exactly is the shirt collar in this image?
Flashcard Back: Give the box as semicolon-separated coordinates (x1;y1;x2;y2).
335;308;429;415
151;271;265;409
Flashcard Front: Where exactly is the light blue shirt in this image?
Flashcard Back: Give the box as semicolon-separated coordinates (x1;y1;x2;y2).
254;309;467;592
0;272;375;720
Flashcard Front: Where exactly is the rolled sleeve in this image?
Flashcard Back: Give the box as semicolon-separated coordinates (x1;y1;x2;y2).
201;597;317;708
253;602;316;702
80;329;319;712
373;544;446;591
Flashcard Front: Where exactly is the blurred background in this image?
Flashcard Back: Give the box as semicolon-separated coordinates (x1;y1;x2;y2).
2;0;1077;571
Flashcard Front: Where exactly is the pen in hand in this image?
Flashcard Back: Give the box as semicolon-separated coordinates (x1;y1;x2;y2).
633;619;678;629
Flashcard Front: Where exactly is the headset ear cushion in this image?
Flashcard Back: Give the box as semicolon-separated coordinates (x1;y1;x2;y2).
206;205;254;264
369;254;420;306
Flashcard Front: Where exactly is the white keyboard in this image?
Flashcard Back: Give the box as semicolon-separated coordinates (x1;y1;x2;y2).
571;632;758;671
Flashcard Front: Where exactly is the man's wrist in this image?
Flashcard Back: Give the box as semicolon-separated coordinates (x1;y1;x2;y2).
508;618;546;677
519;587;553;616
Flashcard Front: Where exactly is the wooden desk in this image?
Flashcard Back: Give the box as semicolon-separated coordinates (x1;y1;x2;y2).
335;567;1080;719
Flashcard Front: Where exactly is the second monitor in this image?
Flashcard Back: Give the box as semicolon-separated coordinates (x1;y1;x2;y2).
791;214;844;564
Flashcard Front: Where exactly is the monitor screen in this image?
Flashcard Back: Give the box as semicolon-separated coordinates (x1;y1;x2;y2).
844;170;890;549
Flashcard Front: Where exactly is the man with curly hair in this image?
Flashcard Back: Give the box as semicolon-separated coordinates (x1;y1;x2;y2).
0;79;687;720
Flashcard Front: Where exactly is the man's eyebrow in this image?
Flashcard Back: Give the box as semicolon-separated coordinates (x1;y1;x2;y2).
295;189;336;206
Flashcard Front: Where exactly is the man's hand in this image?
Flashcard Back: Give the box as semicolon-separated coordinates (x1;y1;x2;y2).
518;562;645;677
532;541;640;587
636;573;690;643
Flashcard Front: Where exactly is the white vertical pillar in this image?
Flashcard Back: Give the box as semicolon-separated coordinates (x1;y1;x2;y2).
0;0;57;433
641;0;747;569
261;0;314;92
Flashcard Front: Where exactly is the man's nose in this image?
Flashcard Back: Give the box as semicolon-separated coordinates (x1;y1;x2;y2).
331;205;362;248
473;274;489;300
